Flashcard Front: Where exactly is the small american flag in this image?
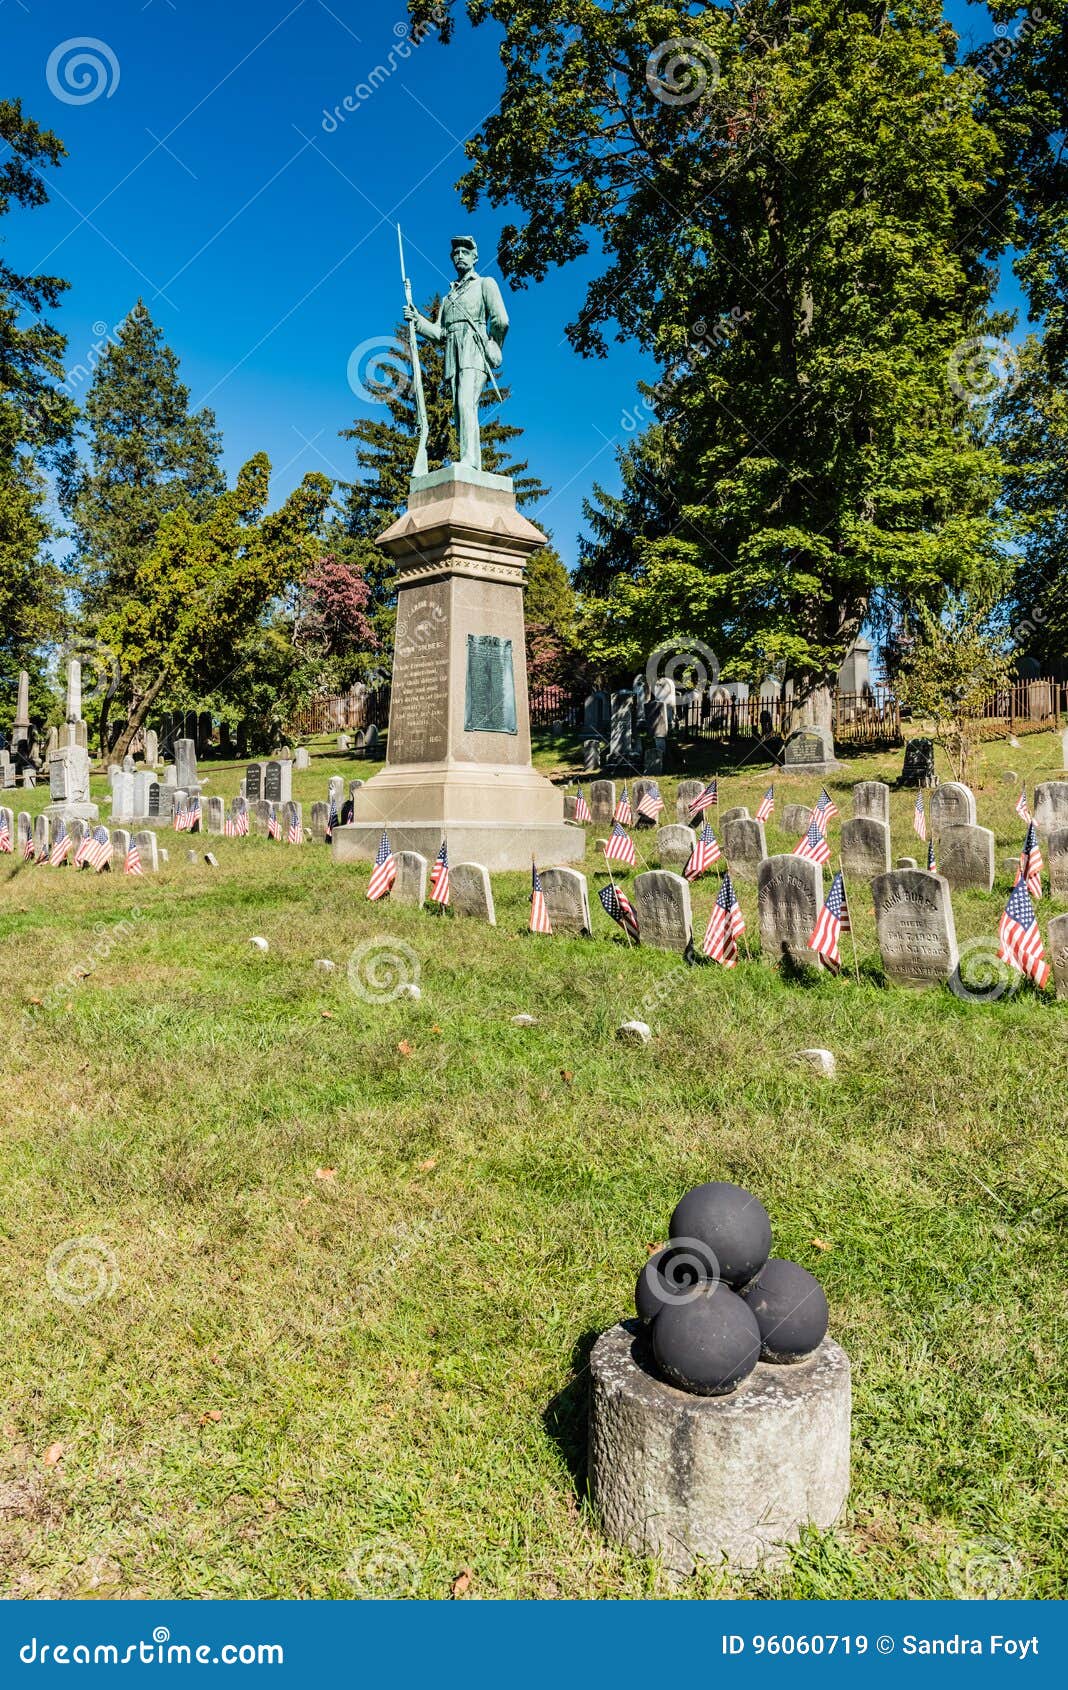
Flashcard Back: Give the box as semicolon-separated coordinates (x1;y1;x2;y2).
914;794;927;841
1019;820;1043;899
1015;786;1031;824
86;826;113;871
287;810;303;846
998;877;1049;989
267;805;281;841
703;871;745;967
689;780;718;820
603;820;637;867
325;795;339;842
684;823;721;881
529;862;552;934
0;813;11;854
74;828;93;868
614;786;634;826
50;821;71;867
636;782;665;822
755;785;775;823
927;839;937;874
124;840;143;876
173;800;190;833
223;814;237;838
598;880;639;941
188;794;202;833
429;839;450;905
807;869;851;972
812;788;839;834
793;818;831;866
574;786;592;823
366;830;397;901
23;830;35;861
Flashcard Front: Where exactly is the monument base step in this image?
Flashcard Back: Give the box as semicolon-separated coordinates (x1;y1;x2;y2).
44;803;100;824
331;819;586;872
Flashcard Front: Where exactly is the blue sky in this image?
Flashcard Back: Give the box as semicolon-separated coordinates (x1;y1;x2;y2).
5;0;1011;569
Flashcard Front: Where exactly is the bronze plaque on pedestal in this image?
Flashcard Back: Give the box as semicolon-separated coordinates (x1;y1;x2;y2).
464;635;517;735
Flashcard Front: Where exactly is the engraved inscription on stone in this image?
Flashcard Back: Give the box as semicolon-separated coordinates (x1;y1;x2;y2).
872;869;958;988
464;634;517;736
388;587;450;765
246;763;262;802
264;760;282;802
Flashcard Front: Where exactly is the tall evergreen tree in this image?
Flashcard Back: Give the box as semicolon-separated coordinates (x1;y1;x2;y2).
417;0;1009;723
0;99;75;713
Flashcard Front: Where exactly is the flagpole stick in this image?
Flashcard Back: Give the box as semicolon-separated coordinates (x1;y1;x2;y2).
838;855;861;986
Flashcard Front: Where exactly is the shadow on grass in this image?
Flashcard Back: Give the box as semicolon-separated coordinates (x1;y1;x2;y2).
542;1326;602;1499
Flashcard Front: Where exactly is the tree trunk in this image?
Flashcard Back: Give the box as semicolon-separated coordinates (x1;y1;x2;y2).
110;671;168;763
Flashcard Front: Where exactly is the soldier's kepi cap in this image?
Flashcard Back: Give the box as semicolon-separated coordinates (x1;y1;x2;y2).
450;234;478;253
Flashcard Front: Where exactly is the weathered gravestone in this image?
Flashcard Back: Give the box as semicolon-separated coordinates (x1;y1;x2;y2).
111;771;135;821
937;823;995;892
583;737;601;772
310;801;330;841
393;850;428;906
294;746;311;771
783;725;839;772
144;729;159;765
264;759;292;805
1033;781;1068;836
896;856;918;870
656;824;695;869
589;780;616;825
563;794;579;821
245;762;264;802
1048;913;1068;1001
676;780;705;822
1063;728;1068;773
147;781;173;822
724;816;766;878
540;867;592;936
134;830;159;873
174;738;199;793
899;737;936;787
327;776;345;807
17;812;32;854
1049;829;1068;899
33;815;50;858
841;817;891;878
609;692;639;765
363;724;380;759
852;781;890;825
0;805;14;842
111;828;131;863
633;870;693;954
348;780;364;800
252;800;274;835
632;777;659;817
281;800;302;841
68;819;89;860
205;796;225;833
46;744;97;822
930;782;976;830
873;869;959;989
720;806;750;826
780;802;813;838
758;855;822;967
451;861;496;925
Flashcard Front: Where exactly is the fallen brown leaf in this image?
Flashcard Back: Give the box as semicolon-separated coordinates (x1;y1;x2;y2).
321;1010;336;1020
199;1410;222;1425
450;1568;473;1599
397;1040;413;1057
560;1068;573;1084
418;1157;437;1172
810;1237;832;1252
646;1241;663;1255
42;1441;64;1466
315;1168;336;1182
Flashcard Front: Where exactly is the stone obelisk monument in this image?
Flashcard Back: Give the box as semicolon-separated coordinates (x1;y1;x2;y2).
332;232;583;872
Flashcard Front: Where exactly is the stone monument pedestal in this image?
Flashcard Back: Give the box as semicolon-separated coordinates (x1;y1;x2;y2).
332;467;583;872
589;1320;850;1578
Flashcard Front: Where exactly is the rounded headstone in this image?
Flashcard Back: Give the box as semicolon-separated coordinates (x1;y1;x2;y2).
740;1259;829;1362
651;1282;762;1396
668;1181;772;1289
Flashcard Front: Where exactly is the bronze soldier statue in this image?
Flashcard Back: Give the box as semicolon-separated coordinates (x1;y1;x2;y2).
404;234;508;473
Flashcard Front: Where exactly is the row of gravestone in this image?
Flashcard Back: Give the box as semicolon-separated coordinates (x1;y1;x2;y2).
356;845;1068;1001
4;810;167;872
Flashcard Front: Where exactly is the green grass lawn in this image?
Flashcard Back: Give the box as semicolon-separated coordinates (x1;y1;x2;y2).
1;730;1065;1599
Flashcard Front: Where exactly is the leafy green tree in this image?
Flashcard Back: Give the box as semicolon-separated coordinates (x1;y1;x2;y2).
333;298;548;656
893;586;1013;783
418;0;1009;725
993;335;1068;667
0;99;75;715
100;456;331;760
59;301;224;748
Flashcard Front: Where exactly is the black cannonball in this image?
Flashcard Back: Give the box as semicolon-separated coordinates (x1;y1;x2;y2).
668;1181;772;1290
635;1245;711;1322
740;1258;829;1362
651;1281;762;1396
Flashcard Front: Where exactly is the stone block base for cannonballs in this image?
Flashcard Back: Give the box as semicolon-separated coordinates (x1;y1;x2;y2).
331;819;583;872
589;1320;850;1579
